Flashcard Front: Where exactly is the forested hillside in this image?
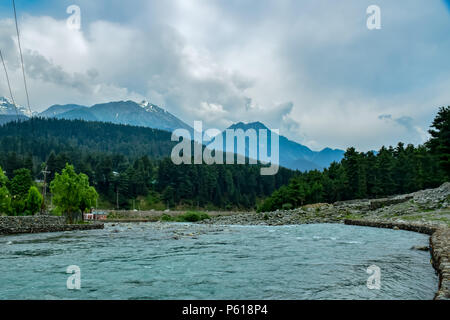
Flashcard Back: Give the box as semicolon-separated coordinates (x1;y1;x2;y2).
0;118;294;210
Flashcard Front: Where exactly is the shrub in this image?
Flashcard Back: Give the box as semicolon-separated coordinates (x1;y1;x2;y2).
0;186;11;215
175;211;210;222
160;214;174;222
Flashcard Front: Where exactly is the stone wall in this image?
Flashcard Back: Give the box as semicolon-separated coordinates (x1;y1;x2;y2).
343;219;437;235
0;216;103;235
430;228;450;300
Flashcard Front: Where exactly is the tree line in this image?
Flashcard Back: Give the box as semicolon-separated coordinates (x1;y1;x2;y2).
258;106;450;212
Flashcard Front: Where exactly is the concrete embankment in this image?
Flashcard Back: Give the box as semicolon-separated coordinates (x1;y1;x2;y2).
345;219;449;300
0;216;104;235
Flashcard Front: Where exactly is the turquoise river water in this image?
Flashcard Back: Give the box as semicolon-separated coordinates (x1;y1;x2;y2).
0;223;438;300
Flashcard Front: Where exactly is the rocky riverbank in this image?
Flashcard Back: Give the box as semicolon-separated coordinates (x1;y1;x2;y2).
0;216;104;235
201;183;450;227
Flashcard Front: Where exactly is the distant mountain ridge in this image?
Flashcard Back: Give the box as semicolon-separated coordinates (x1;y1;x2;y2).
221;122;344;171
0;95;344;171
38;104;87;118
38;100;193;133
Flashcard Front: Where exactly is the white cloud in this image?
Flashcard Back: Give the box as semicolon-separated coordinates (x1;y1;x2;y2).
0;0;449;152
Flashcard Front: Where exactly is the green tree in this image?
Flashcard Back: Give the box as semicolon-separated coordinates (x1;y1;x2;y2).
79;186;99;214
50;164;99;223
427;106;450;179
342;148;367;199
25;186;43;215
9;168;33;199
376;147;396;196
0;186;11;215
0;166;8;187
8;168;33;215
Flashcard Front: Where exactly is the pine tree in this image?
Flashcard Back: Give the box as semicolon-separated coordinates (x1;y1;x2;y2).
427;106;450;179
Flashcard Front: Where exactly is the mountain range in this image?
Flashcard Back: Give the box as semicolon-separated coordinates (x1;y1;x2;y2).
222;122;344;171
38;100;193;133
0;96;344;171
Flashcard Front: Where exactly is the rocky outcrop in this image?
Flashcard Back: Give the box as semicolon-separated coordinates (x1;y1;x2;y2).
369;195;414;210
0;216;104;235
413;182;450;210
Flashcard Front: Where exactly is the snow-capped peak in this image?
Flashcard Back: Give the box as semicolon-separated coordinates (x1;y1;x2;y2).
0;96;34;117
0;96;12;105
139;100;149;108
138;99;159;113
19;106;34;117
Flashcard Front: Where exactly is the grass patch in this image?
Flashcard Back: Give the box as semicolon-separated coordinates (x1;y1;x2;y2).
160;211;211;222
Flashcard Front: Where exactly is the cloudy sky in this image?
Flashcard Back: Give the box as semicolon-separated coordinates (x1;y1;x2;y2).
0;0;449;151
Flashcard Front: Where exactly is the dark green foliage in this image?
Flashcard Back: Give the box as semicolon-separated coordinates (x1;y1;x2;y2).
7;168;34;215
0;118;295;210
175;211;210;222
0;186;11;215
427;106;450;179
25;186;43;215
160;214;174;222
8;168;33;199
160;211;210;222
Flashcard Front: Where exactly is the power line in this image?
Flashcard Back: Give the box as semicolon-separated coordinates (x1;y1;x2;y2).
0;48;20;120
12;0;32;117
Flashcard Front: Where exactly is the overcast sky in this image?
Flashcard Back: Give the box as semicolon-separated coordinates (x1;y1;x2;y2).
0;0;449;151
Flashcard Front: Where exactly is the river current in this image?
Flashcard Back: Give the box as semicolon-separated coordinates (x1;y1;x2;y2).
0;223;438;300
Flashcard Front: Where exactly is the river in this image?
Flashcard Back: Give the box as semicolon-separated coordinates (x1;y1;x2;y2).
0;223;438;300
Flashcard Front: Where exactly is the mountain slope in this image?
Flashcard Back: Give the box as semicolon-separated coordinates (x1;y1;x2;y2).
39;100;193;133
219;122;344;171
54;108;99;121
39;104;87;118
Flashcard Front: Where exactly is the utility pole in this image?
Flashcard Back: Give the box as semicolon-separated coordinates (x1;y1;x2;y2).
41;166;50;214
